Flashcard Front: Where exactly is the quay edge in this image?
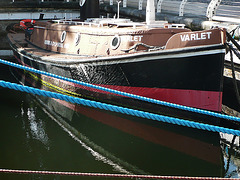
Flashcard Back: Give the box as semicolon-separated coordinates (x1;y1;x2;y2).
99;2;239;34
0;2;237;33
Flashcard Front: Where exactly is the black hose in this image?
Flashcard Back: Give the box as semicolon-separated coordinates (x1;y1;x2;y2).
227;43;240;106
226;31;240;51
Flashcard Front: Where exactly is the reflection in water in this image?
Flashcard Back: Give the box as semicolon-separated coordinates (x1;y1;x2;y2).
224;157;239;178
221;133;240;178
2;62;240;179
21;106;50;149
38;96;146;175
20;104;51;171
33;94;224;177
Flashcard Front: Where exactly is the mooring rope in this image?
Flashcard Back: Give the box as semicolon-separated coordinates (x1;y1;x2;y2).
227;43;240;106
1;59;240;124
1;80;240;136
227;31;240;52
0;168;239;179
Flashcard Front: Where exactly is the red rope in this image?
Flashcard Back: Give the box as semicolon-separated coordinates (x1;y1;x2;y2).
0;169;237;179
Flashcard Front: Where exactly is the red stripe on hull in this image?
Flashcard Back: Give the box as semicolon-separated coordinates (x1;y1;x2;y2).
15;55;222;112
98;85;223;112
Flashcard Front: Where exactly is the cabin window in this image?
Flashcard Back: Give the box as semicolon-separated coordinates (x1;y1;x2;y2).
75;33;81;46
111;35;121;50
61;31;67;43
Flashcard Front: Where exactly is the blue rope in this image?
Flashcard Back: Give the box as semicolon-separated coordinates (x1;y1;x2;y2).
1;79;240;136
1;58;240;123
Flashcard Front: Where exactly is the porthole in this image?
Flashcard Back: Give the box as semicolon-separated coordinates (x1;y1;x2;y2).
61;31;66;43
75;33;81;46
111;35;121;50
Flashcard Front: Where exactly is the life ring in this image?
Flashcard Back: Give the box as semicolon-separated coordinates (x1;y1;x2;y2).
20;19;35;30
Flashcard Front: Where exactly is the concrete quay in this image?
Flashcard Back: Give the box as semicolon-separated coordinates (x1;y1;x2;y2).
0;0;238;32
100;0;240;35
0;1;81;56
0;1;81;34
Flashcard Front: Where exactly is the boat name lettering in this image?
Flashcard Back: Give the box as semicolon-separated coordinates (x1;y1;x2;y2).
121;35;143;42
180;32;212;42
44;40;69;48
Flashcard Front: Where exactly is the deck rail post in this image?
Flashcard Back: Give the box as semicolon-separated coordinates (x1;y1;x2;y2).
206;0;222;20
157;0;163;13
179;0;187;16
123;0;127;7
139;0;143;10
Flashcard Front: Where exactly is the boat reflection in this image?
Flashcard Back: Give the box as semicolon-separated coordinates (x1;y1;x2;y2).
13;66;225;177
33;95;224;177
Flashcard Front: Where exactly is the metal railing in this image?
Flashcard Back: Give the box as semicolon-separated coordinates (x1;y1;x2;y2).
104;0;240;22
2;0;240;23
10;0;77;2
211;0;240;23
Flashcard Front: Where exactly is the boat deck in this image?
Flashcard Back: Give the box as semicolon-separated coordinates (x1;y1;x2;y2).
8;33;94;63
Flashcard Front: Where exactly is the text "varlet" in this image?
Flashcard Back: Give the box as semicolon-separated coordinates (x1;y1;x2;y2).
180;32;212;42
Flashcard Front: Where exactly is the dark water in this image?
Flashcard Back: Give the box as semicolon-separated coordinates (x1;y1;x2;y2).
0;62;240;179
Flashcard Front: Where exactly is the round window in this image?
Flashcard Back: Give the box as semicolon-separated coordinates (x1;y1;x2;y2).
111;35;121;50
61;31;66;43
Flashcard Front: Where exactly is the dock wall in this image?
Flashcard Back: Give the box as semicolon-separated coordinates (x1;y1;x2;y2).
0;1;238;34
100;3;206;30
0;1;81;54
100;0;240;35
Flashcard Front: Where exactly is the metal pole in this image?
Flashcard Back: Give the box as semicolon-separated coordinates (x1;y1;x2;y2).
123;0;127;7
146;0;155;24
179;0;187;16
157;0;163;13
117;0;121;18
139;0;143;10
206;0;222;20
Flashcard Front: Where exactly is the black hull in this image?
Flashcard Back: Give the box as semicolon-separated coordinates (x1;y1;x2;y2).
11;43;225;112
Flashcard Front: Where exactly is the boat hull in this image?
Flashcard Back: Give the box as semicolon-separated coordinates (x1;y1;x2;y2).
10;40;225;112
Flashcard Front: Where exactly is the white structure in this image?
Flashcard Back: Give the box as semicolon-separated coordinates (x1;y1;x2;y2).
146;0;155;25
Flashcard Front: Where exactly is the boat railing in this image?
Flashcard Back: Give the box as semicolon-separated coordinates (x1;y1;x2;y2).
52;19;105;28
51;19;185;29
211;0;240;24
104;0;208;17
103;0;239;23
52;18;148;28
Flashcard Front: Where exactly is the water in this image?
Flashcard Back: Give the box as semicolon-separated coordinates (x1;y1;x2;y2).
0;60;240;179
0;64;120;179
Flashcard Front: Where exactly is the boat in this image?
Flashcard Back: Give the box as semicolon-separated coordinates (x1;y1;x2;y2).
7;0;226;112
